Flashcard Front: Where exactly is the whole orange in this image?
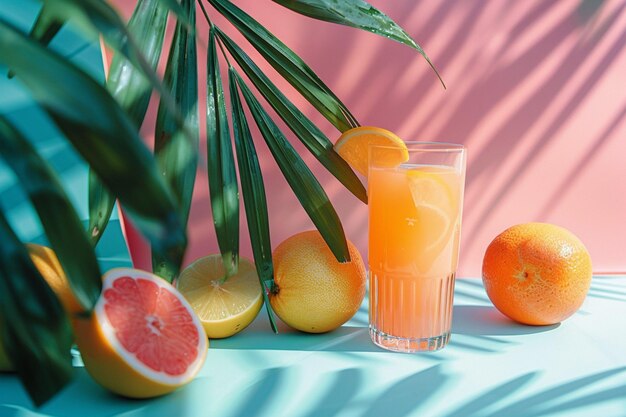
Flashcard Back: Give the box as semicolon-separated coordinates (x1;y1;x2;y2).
482;223;592;325
270;231;366;333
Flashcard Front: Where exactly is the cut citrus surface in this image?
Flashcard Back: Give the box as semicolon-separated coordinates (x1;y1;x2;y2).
334;126;408;177
73;268;208;398
176;255;263;339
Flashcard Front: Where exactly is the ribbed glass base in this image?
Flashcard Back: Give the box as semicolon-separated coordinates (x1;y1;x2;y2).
369;327;450;352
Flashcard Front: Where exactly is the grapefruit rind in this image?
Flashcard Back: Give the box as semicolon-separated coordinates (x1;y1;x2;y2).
86;268;207;394
98;268;207;385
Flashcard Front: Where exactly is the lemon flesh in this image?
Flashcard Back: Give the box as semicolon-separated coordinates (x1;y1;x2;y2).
176;255;263;339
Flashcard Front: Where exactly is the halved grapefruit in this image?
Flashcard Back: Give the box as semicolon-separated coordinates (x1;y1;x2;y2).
73;268;208;398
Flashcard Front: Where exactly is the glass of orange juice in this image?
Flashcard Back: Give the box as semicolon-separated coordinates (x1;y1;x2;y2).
368;142;466;352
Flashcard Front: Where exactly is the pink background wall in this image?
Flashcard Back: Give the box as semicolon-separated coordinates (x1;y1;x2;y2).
113;0;626;277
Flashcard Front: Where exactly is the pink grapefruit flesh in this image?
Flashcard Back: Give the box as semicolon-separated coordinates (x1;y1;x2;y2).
74;268;208;398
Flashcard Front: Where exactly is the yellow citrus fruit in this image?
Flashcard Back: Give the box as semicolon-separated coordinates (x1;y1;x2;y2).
73;268;208;398
176;255;263;339
270;231;366;333
482;223;592;325
27;243;83;315
333;126;409;177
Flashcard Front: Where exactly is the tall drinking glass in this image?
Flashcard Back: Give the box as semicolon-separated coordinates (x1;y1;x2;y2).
368;142;466;352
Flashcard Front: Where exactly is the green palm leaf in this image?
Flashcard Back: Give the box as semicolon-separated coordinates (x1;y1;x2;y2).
154;0;191;28
39;0;182;125
107;0;168;128
215;27;366;204
229;66;278;333
208;0;359;132
26;3;64;46
234;71;350;262
88;170;115;246
0;117;101;312
153;0;199;282
0;210;73;406
272;0;444;87
90;0;169;246
0;18;186;272
7;4;63;79
207;27;240;277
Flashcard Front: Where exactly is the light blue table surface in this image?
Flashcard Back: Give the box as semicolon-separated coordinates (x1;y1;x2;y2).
2;2;626;417
1;276;625;417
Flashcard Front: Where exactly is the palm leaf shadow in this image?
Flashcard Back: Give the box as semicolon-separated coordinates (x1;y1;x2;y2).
578;0;607;23
359;365;448;417
428;1;572;155
443;372;539;417
587;285;626;302
470;16;626;239
229;367;286;417
539;99;626;219
484;366;626;417
299;368;363;417
534;383;626;416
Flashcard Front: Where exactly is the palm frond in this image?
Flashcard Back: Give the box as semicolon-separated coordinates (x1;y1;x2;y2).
215;27;367;204
153;0;199;282
0;117;101;312
229;66;278;333
271;0;445;87
0;210;73;406
208;0;359;132
207;27;240;277
233;70;350;262
90;0;169;246
0;19;186;272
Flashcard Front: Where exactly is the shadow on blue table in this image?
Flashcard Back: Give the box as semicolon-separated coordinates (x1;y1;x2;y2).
2;364;626;417
225;365;450;417
0;365;449;417
452;305;560;336
209;309;554;356
210;299;560;357
587;278;626;302
0;368;206;417
440;366;626;417
211;322;382;354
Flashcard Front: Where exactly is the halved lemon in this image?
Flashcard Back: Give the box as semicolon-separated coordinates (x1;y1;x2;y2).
176;255;263;339
334;126;409;177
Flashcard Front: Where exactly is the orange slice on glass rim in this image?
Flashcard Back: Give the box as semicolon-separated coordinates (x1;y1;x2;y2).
333;126;409;177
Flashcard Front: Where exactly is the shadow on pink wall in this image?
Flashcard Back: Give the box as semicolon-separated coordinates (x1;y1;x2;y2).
115;0;626;277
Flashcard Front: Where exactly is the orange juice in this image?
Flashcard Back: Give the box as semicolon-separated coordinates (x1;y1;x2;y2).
369;159;464;352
